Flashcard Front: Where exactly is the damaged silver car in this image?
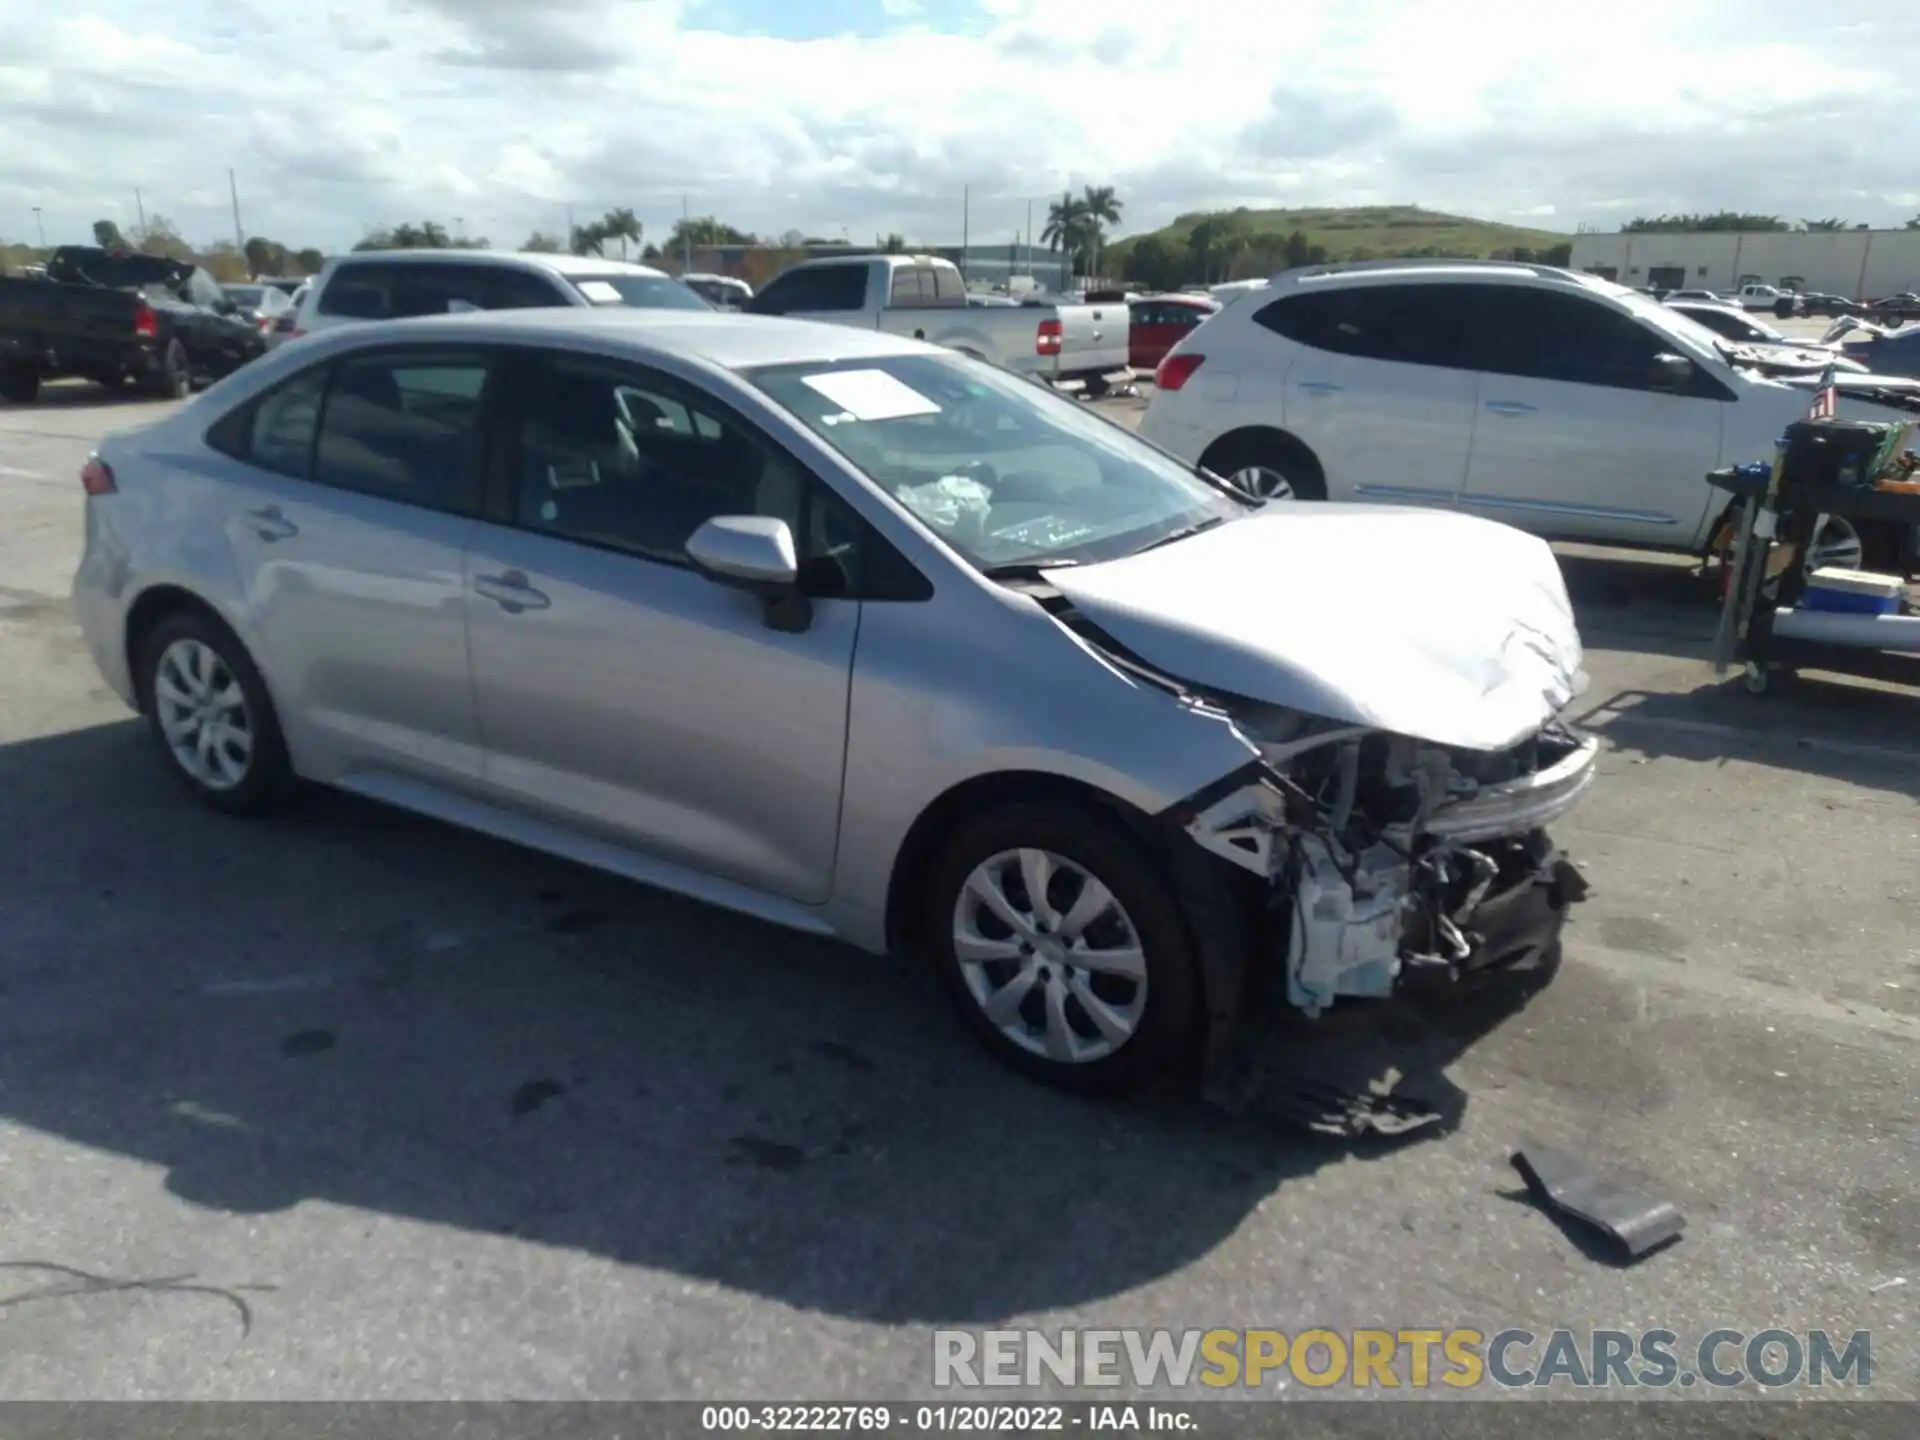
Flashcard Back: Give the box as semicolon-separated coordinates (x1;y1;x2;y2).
73;311;1595;1095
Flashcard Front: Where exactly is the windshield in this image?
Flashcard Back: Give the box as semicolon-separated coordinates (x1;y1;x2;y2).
748;353;1248;572
567;273;712;310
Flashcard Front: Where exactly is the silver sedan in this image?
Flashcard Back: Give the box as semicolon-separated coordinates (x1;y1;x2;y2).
71;310;1596;1092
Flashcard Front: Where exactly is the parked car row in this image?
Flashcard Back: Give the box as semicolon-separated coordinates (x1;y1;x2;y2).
0;246;268;403
3;245;1140;405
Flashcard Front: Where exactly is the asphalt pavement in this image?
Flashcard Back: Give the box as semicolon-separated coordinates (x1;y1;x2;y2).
0;366;1915;1408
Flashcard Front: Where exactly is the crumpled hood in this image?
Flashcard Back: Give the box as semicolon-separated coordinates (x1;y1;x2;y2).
1048;505;1584;752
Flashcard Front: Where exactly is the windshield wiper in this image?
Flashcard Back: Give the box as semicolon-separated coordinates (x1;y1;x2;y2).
1136;514;1228;554
981;558;1082;581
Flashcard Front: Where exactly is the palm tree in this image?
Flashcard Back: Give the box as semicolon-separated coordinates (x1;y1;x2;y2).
1041;192;1091;277
601;207;642;259
1080;185;1123;280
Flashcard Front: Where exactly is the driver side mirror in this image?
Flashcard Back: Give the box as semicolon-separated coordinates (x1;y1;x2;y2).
1649;352;1695;393
686;515;811;632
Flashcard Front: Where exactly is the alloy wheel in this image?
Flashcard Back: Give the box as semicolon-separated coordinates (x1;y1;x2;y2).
1227;464;1295;501
951;847;1148;1065
1806;514;1865;575
153;637;254;791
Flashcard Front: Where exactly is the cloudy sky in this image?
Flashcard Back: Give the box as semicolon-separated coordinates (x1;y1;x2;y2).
3;0;1917;255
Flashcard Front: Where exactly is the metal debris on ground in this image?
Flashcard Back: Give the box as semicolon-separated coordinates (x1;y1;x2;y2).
1511;1139;1686;1261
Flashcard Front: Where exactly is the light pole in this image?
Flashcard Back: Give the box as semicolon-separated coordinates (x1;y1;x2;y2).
32;206;45;248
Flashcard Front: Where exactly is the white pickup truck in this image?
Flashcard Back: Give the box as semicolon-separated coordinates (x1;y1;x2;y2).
744;254;1132;392
1734;281;1789;312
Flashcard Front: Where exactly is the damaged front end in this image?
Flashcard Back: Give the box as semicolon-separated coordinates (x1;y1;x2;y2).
1174;707;1595;1024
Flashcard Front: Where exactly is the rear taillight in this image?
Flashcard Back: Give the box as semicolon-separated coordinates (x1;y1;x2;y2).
257;315;273;333
1155;353;1205;391
1035;318;1063;356
133;301;158;339
80;456;116;495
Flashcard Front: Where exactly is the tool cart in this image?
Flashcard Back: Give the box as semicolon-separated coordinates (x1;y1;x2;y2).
1709;418;1920;695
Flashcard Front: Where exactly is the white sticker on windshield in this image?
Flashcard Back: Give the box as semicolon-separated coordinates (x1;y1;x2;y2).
577;280;623;305
800;369;941;422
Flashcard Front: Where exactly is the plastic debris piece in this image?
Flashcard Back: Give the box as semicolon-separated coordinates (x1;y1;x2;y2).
1511;1139;1686;1261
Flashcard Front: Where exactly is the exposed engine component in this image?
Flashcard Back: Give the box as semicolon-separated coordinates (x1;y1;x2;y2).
1181;712;1598;1015
1287;835;1407;1014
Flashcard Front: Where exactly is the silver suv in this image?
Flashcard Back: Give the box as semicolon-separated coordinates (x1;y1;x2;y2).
72;309;1594;1093
290;250;710;340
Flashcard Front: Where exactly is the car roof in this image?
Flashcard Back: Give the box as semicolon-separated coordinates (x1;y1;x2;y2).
329;250;673;279
308;307;937;370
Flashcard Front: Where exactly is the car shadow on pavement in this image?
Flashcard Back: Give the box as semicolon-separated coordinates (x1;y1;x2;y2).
1579;676;1920;800
0;718;1549;1325
1;381;173;412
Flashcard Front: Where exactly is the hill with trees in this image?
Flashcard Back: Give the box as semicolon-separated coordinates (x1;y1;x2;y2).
1107;204;1572;290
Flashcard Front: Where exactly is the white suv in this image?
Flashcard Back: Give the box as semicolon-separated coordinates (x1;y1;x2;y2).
1138;260;1912;557
290;250;710;339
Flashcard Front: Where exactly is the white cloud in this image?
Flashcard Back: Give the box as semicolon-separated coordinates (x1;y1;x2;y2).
1;0;1916;255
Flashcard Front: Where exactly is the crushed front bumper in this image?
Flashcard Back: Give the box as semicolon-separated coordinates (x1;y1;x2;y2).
1160;725;1598;1090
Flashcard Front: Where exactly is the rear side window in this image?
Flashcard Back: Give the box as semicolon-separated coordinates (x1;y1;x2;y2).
890;267;932;307
487;268;574;309
205;365;328;477
1253;285;1467;367
930;266;968;306
312;349;492;513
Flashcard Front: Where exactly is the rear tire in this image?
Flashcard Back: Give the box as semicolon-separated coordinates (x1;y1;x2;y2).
149;340;190;400
1199;431;1327;502
135;608;294;815
0;361;39;404
922;802;1200;1095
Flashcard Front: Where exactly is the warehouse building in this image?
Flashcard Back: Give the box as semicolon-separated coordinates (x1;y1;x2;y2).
1568;227;1920;299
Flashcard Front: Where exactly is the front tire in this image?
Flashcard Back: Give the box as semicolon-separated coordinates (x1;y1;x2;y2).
136;609;294;814
924;803;1200;1094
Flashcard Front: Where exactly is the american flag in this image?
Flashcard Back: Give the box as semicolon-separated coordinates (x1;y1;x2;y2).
1808;361;1838;419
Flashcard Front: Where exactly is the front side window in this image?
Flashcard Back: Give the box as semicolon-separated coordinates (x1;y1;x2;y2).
313;349;491;512
1462;289;1668;389
504;353;848;580
487;268;574;309
748;353;1247;573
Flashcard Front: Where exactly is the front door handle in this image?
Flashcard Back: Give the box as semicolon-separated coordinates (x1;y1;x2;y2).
1483;400;1537;416
474;570;551;613
247;505;299;541
1296;380;1344;395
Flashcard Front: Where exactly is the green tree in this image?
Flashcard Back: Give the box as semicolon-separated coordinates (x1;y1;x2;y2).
1623;212;1787;233
599;207;642;259
243;236;293;276
91;218;127;249
667;215;754;251
1041;192;1092;275
1801;218;1849;232
1120;234;1184;291
881;232;906;254
569;220;606;256
294;247;325;274
1907;214;1920;230
129;214;191;260
356;221;452;251
1079;184;1123;279
523;231;565;253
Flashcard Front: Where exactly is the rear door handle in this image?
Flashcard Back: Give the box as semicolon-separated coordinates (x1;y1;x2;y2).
1296;380;1344;395
247;505;299;541
1483;400;1537;416
474;570;551;613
